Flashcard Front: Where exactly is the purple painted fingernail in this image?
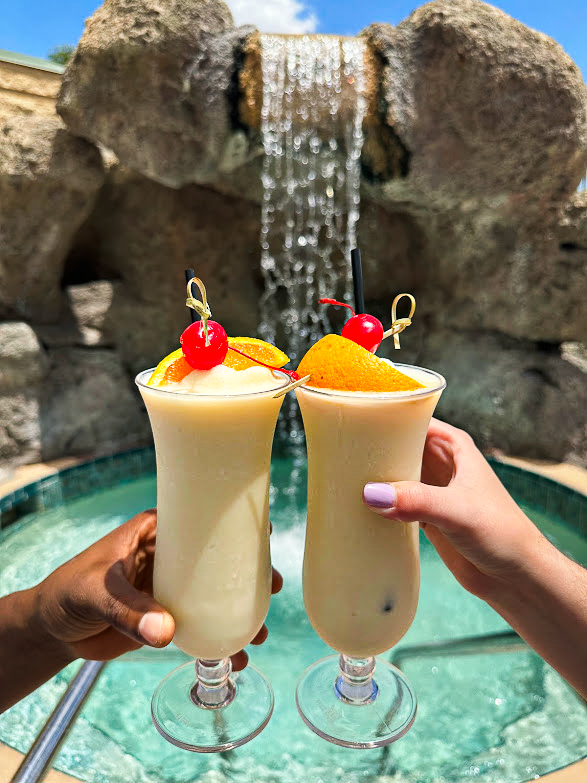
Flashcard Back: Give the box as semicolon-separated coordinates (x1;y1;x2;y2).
363;483;397;509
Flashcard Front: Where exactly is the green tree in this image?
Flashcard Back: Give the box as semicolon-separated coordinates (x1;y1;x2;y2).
48;45;75;66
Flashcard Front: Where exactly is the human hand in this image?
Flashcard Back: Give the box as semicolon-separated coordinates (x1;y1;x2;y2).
362;419;547;602
35;510;283;670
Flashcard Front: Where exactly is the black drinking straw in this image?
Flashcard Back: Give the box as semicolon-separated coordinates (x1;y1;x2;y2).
184;268;198;323
350;248;365;314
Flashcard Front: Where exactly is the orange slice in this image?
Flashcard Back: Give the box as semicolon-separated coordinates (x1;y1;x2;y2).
296;335;424;392
224;337;290;371
147;348;192;387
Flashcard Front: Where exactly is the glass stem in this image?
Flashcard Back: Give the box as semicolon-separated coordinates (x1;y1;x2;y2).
334;655;378;705
190;658;236;710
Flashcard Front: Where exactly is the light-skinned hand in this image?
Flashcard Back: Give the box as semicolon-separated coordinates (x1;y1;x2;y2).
362;418;587;699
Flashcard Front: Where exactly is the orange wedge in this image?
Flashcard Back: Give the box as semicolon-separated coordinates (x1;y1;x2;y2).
297;335;424;392
224;337;290;371
147;348;192;387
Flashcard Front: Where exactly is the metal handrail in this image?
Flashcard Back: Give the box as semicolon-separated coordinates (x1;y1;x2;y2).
391;630;528;669
10;660;105;783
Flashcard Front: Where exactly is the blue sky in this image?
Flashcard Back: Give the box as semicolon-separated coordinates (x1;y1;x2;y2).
1;0;586;78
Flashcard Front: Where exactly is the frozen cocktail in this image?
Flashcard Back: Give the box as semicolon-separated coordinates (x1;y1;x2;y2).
137;278;295;752
294;302;445;748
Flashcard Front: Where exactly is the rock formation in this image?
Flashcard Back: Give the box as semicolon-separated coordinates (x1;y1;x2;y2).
0;0;586;468
0;114;104;323
58;0;252;188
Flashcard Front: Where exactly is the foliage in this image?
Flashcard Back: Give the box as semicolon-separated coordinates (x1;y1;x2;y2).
48;45;75;66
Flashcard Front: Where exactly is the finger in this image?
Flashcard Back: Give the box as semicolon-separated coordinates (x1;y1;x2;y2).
421;434;455;486
231;650;249;672
363;480;467;533
74;627;143;662
426;418;457;438
118;509;158;546
427;418;472;445
271;568;283;594
94;561;175;648
250;624;268;645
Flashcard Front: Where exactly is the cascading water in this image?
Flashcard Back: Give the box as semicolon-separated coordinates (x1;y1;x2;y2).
257;34;367;439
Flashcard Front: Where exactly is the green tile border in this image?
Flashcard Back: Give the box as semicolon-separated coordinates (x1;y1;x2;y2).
0;448;155;529
0;448;585;537
489;458;586;536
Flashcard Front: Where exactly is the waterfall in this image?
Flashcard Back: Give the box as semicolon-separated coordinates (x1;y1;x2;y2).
257;34;367;439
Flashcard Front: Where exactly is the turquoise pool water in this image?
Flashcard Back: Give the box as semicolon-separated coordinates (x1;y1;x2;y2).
0;453;586;783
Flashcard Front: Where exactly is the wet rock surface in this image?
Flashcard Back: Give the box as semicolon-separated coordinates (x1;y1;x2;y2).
1;0;586;467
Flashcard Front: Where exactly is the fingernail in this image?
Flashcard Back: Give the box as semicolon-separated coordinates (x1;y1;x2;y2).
139;612;164;645
363;482;397;510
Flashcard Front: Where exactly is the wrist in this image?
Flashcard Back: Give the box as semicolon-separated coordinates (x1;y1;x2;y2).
486;532;568;617
29;583;76;667
484;536;587;699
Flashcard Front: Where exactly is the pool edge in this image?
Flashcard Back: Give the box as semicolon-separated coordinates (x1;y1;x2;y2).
0;452;585;782
0;742;81;783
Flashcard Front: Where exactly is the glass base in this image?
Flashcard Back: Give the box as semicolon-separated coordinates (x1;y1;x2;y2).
151;660;274;752
296;654;417;748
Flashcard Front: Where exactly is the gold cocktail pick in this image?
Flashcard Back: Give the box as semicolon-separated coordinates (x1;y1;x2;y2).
382;293;416;349
186;277;212;346
273;374;311;398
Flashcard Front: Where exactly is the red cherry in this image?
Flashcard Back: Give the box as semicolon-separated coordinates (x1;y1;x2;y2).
318;298;383;353
181;320;228;370
342;314;384;353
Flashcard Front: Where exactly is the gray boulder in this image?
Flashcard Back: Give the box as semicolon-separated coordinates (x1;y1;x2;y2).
39;348;150;460
67;280;117;346
0;393;42;468
0;323;46;466
66;168;262;373
58;0;252;188
416;206;587;343
35;281;119;348
0;113;104;323
420;330;587;464
0;322;47;390
361;0;587;344
365;0;587;206
557;191;587;249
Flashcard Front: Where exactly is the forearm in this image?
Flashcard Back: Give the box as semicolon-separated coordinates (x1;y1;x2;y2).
489;540;587;700
0;587;74;713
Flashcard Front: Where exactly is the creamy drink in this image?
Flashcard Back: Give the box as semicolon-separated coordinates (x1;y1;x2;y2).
137;365;288;659
139;275;294;752
294;317;445;749
297;366;444;659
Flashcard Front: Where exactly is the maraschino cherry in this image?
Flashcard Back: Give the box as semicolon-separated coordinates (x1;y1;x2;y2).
319;298;384;353
181;320;228;370
181;276;300;379
181;277;228;369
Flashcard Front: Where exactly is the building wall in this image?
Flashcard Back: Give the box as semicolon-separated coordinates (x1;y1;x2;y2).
0;59;62;117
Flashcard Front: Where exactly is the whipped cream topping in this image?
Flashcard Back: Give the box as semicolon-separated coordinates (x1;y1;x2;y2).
169;363;285;394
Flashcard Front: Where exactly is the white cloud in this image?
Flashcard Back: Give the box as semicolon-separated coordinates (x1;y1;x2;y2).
226;0;318;34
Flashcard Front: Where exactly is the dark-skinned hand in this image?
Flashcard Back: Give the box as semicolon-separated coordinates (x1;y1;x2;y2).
37;509;283;671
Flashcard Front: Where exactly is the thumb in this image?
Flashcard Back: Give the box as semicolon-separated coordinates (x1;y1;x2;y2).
363;481;462;532
96;562;175;648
